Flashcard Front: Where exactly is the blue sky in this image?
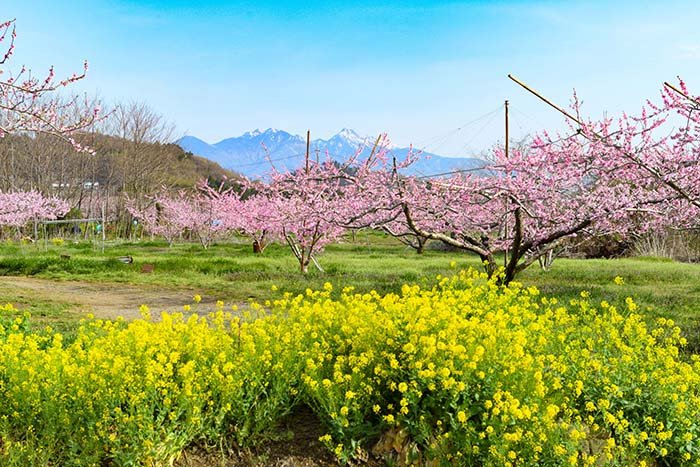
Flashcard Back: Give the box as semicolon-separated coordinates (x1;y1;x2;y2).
3;1;700;156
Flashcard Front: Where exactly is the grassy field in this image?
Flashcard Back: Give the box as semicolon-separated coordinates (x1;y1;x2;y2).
1;234;700;350
2;234;700;465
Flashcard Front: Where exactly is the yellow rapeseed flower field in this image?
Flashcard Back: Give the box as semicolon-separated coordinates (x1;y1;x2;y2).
0;270;698;465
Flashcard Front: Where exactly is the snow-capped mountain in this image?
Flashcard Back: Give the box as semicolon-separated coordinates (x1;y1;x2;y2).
177;129;486;179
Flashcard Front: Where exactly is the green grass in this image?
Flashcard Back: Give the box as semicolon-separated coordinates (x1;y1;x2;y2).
1;234;700;350
0;291;82;339
519;257;700;351
0;235;482;300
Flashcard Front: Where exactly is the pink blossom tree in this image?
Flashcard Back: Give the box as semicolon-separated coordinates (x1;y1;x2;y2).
0;19;100;148
128;183;241;249
320;125;649;283
0;190;69;237
238;193;283;253
126;196;186;246
263;164;348;274
187;184;239;249
396;143;650;283
382;78;700;283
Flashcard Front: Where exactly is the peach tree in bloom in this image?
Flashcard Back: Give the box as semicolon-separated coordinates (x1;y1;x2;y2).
126;194;188;246
127;184;240;249
369;142;649;283
238;193;284;253
262;163;350;274
357;81;700;283
0;190;69;235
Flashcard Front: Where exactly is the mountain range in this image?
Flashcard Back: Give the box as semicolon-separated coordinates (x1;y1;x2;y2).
177;128;486;179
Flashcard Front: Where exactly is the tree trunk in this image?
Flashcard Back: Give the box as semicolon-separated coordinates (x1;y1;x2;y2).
481;254;498;278
538;250;554;271
415;236;426;254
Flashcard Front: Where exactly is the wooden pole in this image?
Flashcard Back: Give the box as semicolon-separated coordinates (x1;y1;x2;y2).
508;74;583;127
508;74;607;142
101;202;106;253
305;130;311;174
664;81;700;106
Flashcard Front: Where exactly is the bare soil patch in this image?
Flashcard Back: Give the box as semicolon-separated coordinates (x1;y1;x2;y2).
177;406;341;466
0;276;219;320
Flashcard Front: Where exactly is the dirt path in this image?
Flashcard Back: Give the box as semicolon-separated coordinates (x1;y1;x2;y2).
0;276;220;320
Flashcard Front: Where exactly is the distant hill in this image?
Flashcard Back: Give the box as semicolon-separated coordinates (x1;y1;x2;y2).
177;128;487;179
0;132;240;196
177;150;242;187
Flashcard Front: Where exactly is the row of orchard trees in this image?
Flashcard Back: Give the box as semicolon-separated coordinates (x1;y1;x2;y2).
0;191;69;230
2;15;699;283
125;80;700;282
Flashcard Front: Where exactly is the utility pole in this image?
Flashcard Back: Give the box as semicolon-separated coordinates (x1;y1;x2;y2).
305;130;311;174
